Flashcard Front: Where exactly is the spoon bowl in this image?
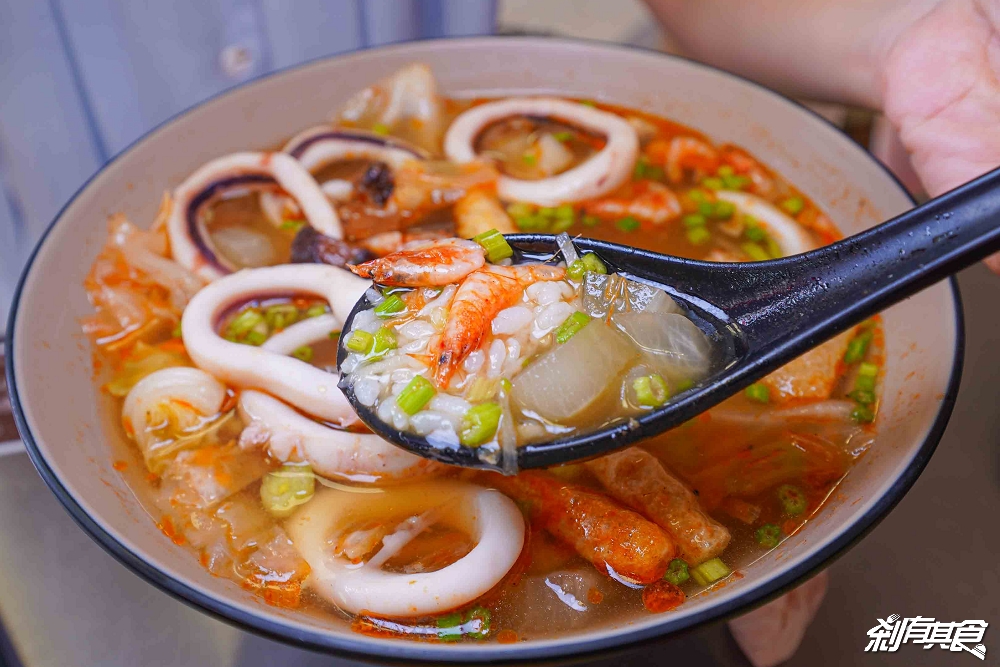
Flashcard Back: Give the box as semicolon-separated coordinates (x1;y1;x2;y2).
340;166;1000;471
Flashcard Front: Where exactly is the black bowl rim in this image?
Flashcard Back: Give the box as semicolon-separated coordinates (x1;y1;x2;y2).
4;35;965;664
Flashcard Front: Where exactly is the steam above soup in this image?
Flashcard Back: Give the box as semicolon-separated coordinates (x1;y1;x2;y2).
80;62;882;644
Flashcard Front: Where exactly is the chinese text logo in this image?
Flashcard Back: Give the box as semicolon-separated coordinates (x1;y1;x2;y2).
866;614;987;660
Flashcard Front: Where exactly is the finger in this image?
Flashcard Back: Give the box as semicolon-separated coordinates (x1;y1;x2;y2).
727;570;829;667
984;251;1000;275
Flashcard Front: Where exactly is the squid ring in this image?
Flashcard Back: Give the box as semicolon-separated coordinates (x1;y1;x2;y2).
715;191;815;256
284;126;426;172
259;127;428;225
238;390;437;481
168;152;341;281
287;482;525;616
444;97;639;206
181;264;368;425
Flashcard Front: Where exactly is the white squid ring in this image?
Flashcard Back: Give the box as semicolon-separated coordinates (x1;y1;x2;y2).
238;390;437;481
181;264;368;425
715;190;816;257
444;97;639;206
284;126;426;172
237;315;437;481
259;127;428;226
168;152;341;281
287;483;525;616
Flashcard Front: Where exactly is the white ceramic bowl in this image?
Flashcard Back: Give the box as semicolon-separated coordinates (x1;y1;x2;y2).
5;37;962;662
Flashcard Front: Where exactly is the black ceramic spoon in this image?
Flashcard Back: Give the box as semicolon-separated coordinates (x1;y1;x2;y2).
339;167;1000;472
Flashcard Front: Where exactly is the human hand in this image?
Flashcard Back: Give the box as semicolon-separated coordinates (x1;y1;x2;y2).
878;0;1000;270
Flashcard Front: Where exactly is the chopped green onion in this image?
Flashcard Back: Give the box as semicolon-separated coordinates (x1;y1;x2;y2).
849;389;876;405
701;176;724;190
777;484;808;516
371;122;390;135
780;196;805;215
244;323;269;346
538;206;557;218
328;330;341;340
473;228;514;263
710;200;736;220
374;294;406;318
305;304;328;318
851;405;875;424
581;252;608;275
554;312;591;344
260;463;315;518
291;345;314;362
506;202;534;218
463;605;492;640
858;361;879;377
688;189;709;203
459;402;503;447
514;214;548;231
581;214;601;227
755;523;782;549
745;382;770;403
744;224;766;242
555;204;575;220
634;374;670;407
396;376;436;415
633;160;648;180
521;153;537;166
644;165;665;181
172;320;183;338
697;201;715;217
616;216;640;232
663;558;690;586
552;131;574;142
346;330;375;354
686;227;712;245
721;174;751;190
264;303;300;330
765;237;783;259
551;216;575;233
579;99;596;107
854;374;876;392
716;164;735;177
690;557;731;586
682;213;707;228
373;326;397;354
566;259;587;281
675;378;694;392
280;219;305;231
500;378;513;395
741;242;771;262
843;330;873;363
227;309;264;338
436;612;463;642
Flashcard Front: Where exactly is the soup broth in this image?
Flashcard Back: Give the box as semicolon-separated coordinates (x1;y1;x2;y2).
81;62;882;644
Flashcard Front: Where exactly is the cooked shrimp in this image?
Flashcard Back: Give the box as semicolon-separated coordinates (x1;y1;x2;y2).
665;136;720;183
586;448;731;565
348;238;485;286
486;470;676;584
359;228;449;257
434;264;565;388
583;181;681;225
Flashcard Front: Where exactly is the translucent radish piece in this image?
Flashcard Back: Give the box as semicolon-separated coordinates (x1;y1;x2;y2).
511;321;638;422
613;312;713;385
581;273;683;319
210;226;278;268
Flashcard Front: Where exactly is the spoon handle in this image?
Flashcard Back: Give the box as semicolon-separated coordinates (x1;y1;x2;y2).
723;166;1000;357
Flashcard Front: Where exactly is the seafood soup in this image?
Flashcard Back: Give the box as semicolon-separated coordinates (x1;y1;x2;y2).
81;62;882;643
